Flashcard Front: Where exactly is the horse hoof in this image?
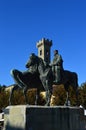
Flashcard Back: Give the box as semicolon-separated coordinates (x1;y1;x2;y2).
45;103;50;106
26;104;29;106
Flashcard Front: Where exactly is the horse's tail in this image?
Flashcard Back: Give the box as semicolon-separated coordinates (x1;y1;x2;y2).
74;72;78;88
73;72;79;105
72;72;78;89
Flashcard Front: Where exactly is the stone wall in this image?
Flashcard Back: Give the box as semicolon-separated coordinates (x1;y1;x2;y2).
3;105;86;130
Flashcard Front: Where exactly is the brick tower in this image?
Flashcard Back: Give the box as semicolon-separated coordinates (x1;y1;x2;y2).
36;38;52;64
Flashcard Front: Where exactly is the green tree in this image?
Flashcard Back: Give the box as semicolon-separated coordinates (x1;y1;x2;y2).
0;91;9;110
78;82;86;108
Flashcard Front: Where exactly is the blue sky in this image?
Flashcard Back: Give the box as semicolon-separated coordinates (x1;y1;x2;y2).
0;0;86;86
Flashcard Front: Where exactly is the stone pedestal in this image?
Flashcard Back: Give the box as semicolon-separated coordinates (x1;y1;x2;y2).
3;105;86;130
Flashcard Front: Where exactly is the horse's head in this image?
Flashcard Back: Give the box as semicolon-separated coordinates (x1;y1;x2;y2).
25;53;39;68
26;53;46;75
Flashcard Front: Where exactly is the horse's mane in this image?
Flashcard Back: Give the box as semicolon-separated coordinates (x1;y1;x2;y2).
31;53;47;66
36;56;45;70
30;54;51;75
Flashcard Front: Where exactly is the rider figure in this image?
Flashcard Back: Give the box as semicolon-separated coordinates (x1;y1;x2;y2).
51;50;63;84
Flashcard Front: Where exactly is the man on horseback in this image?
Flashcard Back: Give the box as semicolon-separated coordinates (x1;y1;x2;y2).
50;50;63;84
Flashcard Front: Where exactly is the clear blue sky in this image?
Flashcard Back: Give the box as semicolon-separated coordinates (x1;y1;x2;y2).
0;0;86;86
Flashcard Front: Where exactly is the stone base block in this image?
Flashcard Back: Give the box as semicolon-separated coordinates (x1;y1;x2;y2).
3;105;85;130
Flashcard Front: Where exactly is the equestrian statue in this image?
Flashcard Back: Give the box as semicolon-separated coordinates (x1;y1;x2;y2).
9;52;78;106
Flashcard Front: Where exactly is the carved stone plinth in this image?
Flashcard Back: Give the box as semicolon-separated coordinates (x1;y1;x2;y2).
3;105;86;130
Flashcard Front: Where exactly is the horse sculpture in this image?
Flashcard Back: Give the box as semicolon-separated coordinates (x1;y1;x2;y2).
9;53;78;106
9;53;53;106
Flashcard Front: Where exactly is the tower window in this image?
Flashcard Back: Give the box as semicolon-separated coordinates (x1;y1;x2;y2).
40;50;42;55
46;49;49;56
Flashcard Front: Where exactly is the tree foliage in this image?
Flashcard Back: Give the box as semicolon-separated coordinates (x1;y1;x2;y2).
0;90;9;110
0;82;86;109
78;82;86;108
50;84;78;106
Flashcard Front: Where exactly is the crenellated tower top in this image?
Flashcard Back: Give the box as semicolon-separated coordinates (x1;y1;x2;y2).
36;38;52;64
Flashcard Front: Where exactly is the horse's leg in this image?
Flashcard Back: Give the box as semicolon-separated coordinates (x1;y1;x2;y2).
73;86;79;106
64;83;70;106
10;69;25;88
75;80;79;106
66;91;69;105
9;88;13;105
9;84;18;105
34;89;40;105
23;87;28;105
41;79;49;106
45;80;52;106
45;90;51;106
64;91;70;106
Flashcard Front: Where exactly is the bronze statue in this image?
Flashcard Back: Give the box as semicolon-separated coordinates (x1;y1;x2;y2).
50;50;78;105
10;53;78;106
50;50;63;84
